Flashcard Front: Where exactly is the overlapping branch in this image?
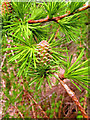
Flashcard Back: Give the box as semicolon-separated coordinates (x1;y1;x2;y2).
28;4;90;24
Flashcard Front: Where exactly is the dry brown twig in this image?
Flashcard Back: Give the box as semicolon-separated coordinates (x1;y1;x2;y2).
18;77;49;118
30;100;36;118
0;53;7;71
53;97;58;118
23;89;49;118
14;104;24;118
58;94;64;118
1;95;24;118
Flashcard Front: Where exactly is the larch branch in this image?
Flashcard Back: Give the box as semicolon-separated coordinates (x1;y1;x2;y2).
28;4;90;24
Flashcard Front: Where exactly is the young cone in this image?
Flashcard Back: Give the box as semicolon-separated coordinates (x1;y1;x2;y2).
35;40;53;66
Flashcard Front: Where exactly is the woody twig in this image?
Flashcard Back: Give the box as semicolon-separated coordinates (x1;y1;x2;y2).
28;5;90;24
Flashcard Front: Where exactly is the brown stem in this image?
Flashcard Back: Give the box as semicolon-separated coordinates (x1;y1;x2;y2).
31;100;36;118
55;74;88;118
28;5;90;24
59;79;88;118
14;105;24;118
58;95;64;118
28;15;50;23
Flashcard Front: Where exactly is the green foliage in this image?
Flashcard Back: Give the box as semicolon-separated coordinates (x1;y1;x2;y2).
64;48;89;91
67;2;85;13
43;1;66;18
58;13;82;42
2;2;49;41
28;63;58;89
